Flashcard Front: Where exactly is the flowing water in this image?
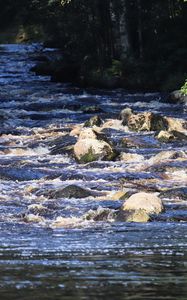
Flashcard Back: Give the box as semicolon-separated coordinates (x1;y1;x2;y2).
0;44;187;300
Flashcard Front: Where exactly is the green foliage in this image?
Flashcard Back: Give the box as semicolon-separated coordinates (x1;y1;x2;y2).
181;80;187;95
1;0;186;91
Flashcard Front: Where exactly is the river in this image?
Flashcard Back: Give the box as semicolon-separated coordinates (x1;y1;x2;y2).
0;44;187;300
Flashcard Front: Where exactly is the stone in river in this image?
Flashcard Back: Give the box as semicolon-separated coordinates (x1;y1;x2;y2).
122;192;164;214
42;185;95;199
127;112;168;132
167;90;187;104
84;115;103;127
117;209;151;223
74;138;116;163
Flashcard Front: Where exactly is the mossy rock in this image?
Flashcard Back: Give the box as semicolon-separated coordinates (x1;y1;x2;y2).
84;115;103;127
79;147;98;163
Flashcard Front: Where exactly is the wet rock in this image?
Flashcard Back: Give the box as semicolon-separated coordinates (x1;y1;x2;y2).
127;112;168;132
171;130;187;141
79;128;97;140
117;209;150;223
85;207;114;221
167;90;187;104
84;115;103;127
42;185;94;199
23;214;45;223
101;119;126;131
51;216;81;228
148;150;186;165
122;192;164;215
121;135;159;149
74;138;116;163
119;108;133;125
156;130;175;143
49;135;77;155
111;189;133;200
70;125;82;137
120;152;144;162
27;204;48;215
157;130;187;143
166;117;187;132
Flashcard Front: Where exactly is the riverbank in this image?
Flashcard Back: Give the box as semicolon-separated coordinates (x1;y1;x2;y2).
30;46;186;92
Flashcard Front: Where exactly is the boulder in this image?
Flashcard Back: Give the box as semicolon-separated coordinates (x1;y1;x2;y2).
119;108;133;125
167;90;187;104
120;152;144;162
148;150;186;165
74;138;116;163
127;112;168;132
122;192;164;215
166;117;187;132
84;115;103;127
117;209;151;223
70;125;82;137
101;119;126;131
79;128;97;140
41;185;94;199
156;130;175;143
157;130;187;143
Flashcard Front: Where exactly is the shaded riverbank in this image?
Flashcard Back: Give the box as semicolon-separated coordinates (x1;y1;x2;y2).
0;44;187;299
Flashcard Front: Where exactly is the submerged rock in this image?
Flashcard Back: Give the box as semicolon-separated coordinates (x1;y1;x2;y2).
23;214;45;223
74;138;116;163
49;135;77;155
121;192;164;222
42;185;94;199
171;130;187;141
120;152;144;162
121;135;159;149
160;187;187;201
51;216;81;228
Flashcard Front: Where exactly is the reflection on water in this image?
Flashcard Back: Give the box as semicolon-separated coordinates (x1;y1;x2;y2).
0;222;187;300
0;44;187;299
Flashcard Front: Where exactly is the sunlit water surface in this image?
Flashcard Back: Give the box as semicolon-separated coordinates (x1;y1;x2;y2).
0;44;187;300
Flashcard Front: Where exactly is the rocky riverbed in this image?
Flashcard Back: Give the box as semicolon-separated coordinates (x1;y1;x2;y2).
0;44;187;300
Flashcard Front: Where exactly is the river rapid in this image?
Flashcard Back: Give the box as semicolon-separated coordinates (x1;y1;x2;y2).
0;44;187;300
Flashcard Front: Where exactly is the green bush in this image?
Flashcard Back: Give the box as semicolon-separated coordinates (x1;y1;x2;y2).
181;80;187;95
